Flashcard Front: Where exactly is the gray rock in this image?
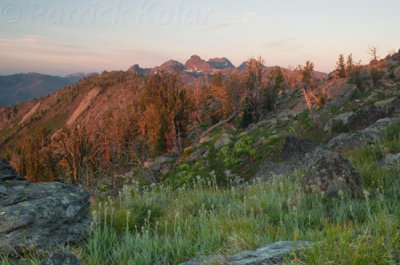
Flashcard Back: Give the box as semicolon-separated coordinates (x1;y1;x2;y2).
390;95;400;114
215;133;233;149
154;156;177;164
228;241;313;265
333;111;354;124
303;147;333;168
145;156;177;179
379;153;400;169
255;136;322;181
328;118;400;152
179;241;313;265
325;81;358;107
188;149;207;162
39;251;81;265
360;69;373;89
179;256;211;265
302;151;363;197
254;159;299;180
280;136;322;162
0;159;91;255
348;105;394;132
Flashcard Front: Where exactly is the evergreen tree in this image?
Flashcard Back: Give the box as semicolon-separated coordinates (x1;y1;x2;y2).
336;54;346;78
264;66;285;112
141;72;192;154
346;54;354;77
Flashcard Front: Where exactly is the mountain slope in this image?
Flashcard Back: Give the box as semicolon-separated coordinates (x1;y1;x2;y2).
0;55;330;149
0;73;87;107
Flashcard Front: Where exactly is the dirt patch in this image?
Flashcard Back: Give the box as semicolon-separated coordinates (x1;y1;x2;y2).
19;102;40;125
66;87;100;127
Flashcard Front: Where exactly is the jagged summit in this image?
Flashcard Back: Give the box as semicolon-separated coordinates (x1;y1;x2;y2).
184;55;213;73
127;64;151;74
153;60;186;73
128;56;237;76
237;58;266;71
208;58;235;69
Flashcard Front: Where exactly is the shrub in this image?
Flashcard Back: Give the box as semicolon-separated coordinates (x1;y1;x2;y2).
371;68;384;87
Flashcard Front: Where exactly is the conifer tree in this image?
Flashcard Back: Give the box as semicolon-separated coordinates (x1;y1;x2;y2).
346;53;354;77
336;54;346;78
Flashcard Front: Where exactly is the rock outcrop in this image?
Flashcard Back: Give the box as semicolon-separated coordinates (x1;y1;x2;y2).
328;118;400;152
255;136;322;180
280;136;321;162
302;151;363;197
214;133;233;149
0;159;91;255
144;155;178;180
228;241;313;265
348;105;394;131
39;251;81;265
179;241;313;265
379;153;400;169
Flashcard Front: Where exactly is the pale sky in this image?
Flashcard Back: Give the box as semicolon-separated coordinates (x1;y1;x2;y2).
0;0;399;76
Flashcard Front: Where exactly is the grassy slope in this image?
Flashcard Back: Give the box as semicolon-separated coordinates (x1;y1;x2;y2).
2;124;398;265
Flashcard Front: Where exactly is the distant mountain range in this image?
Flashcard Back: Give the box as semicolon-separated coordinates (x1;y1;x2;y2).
0;55;327;108
0;73;88;107
128;55;327;87
128;56;236;76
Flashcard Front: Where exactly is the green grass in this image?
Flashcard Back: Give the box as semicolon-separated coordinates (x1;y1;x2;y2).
2;123;400;265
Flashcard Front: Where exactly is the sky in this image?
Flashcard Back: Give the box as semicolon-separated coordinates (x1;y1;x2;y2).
0;0;399;76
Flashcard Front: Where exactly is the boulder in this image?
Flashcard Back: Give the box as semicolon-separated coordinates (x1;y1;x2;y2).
391;95;400;114
214;133;233;149
254;159;299;180
280;136;322;162
333;111;354;125
145;155;177;179
39;251;81;265
324;79;358;106
255;136;322;181
0;159;91;255
188;149;207;162
360;69;373;89
348;105;394;132
228;241;313;265
179;241;313;265
302;151;363;197
328;118;400;152
379;153;400;169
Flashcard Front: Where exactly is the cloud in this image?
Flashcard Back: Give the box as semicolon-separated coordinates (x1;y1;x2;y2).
199;11;256;33
0;34;185;74
263;37;296;48
199;21;235;33
241;12;256;23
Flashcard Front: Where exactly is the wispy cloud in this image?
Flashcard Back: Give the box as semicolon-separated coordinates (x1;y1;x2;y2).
263;37;296;48
0;35;184;74
199;21;235;33
241;12;256;23
199;11;256;33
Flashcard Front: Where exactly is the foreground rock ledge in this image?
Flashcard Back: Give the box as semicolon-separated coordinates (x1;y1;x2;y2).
180;241;313;265
0;159;91;255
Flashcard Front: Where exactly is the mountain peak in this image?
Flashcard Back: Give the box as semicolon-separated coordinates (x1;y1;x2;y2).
185;55;212;73
128;64;151;74
208;58;235;69
153;60;186;73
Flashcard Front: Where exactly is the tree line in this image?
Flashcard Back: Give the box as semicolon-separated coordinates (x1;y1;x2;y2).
7;57;328;191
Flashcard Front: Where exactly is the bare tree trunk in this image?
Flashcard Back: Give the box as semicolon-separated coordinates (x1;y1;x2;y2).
200;110;239;139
